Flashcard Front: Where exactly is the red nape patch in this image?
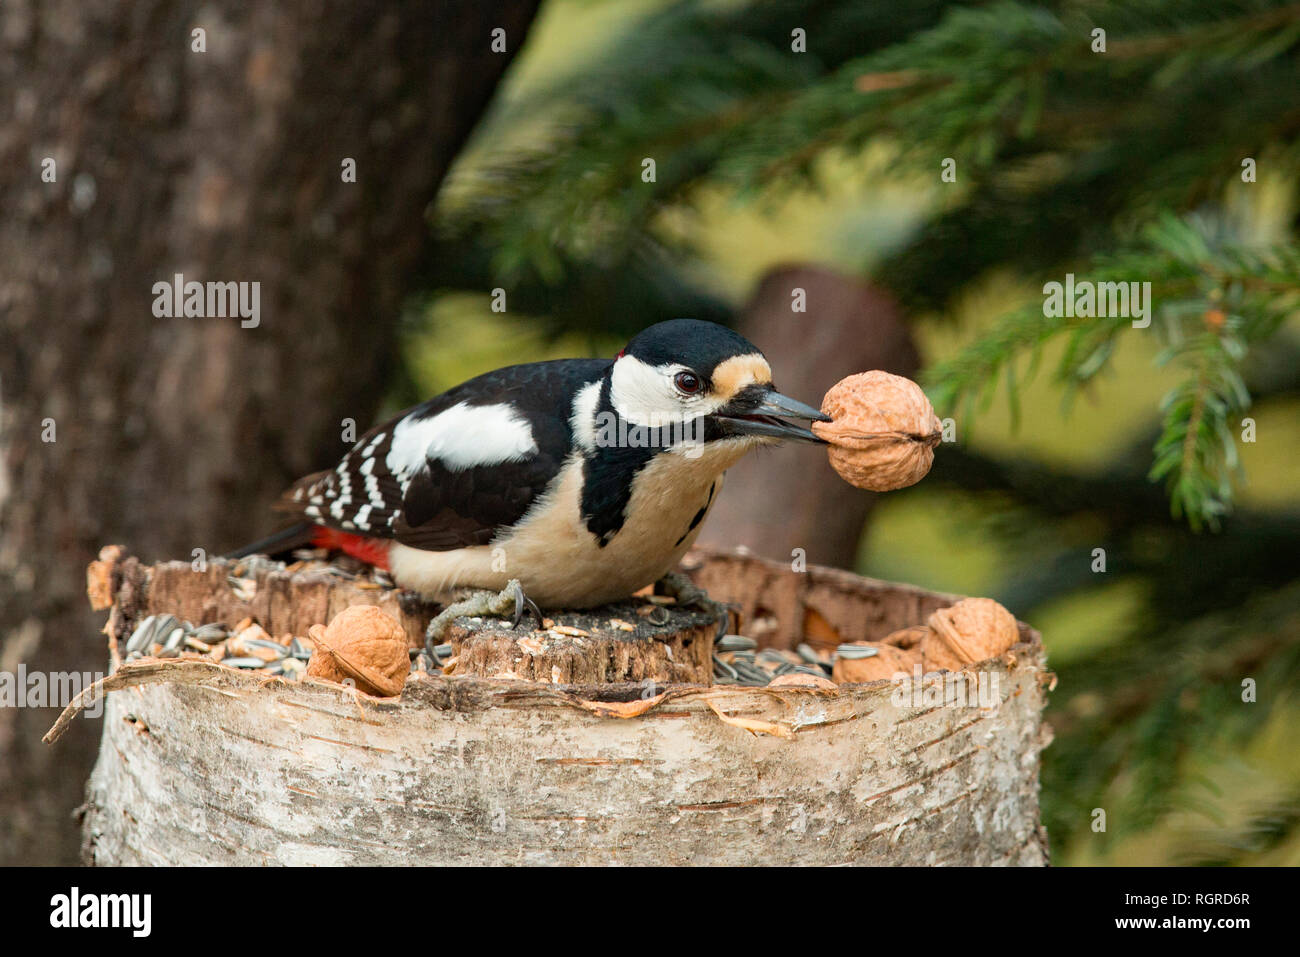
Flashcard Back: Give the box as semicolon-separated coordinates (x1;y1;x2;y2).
310;526;391;570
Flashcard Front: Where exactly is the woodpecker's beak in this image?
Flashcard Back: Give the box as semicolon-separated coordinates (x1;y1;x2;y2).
712;387;831;444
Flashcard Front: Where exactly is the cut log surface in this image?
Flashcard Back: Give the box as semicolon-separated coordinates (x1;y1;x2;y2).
74;547;1053;866
444;602;717;684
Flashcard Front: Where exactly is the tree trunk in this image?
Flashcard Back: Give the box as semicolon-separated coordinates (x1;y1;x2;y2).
0;0;540;865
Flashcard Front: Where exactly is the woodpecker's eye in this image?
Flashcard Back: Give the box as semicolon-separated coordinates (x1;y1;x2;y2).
674;371;703;395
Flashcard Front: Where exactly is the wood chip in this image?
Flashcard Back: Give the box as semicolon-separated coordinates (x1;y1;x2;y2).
229;622;279;661
550;625;590;638
704;698;795;739
86;545;124;611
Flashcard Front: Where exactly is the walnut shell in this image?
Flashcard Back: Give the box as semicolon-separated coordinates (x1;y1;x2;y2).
812;371;941;491
831;642;921;684
306;605;409;697
923;598;1019;672
879;624;931;651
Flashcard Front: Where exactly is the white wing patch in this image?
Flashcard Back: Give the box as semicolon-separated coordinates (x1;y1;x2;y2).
386;402;538;478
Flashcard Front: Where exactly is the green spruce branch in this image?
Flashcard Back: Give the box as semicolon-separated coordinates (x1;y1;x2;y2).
925;214;1300;530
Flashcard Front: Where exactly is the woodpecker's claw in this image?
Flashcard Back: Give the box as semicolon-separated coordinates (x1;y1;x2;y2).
655;571;733;644
510;585;544;631
423;578;544;659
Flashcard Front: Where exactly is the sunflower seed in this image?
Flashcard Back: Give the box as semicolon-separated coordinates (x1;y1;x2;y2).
412;652;441;676
717;634;757;652
289;638;312;661
835;644;879;660
647;606;669;625
125;616;158;655
712;655;738;681
264;661;285;676
432;643;453;660
227;576;257;601
162;627;186;652
222;657;267;669
153;615;178;640
280;658;305;679
187;622;229;641
241;637;288;659
732;661;771;684
796;643;825;665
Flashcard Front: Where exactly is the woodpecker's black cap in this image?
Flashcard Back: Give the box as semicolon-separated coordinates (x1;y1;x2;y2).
622;319;765;375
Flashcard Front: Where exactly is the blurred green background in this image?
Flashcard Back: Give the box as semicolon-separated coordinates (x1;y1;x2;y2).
396;0;1299;865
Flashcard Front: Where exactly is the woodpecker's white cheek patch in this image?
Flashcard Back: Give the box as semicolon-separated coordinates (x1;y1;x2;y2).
387;402;538;477
610;356;699;425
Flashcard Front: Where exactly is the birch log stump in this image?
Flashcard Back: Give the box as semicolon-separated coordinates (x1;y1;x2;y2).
68;547;1053;865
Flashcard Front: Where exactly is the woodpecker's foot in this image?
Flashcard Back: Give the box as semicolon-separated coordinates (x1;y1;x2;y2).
509;584;544;632
423;579;543;660
654;571;732;643
655;571;708;608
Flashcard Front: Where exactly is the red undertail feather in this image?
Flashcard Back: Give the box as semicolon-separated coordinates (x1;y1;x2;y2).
310;526;391;571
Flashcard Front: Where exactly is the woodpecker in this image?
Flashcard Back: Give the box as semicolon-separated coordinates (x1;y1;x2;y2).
232;319;828;610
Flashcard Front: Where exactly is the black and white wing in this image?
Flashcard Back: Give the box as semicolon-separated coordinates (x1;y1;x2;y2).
277;359;608;550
